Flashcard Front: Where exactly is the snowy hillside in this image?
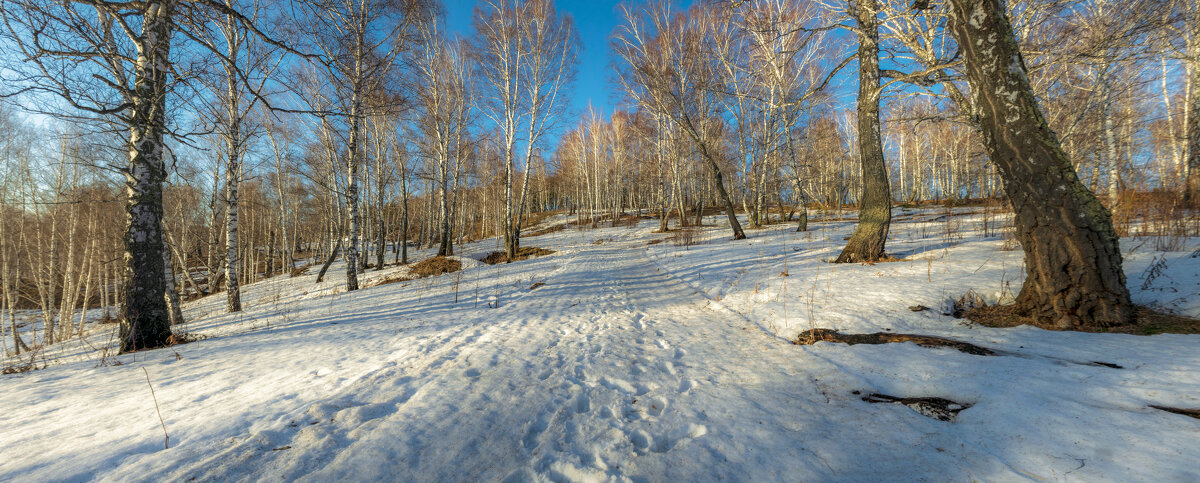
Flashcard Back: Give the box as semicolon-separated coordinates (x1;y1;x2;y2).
2;210;1198;482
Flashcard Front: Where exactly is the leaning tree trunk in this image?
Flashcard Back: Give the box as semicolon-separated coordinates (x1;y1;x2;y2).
836;0;890;263
945;0;1133;329
697;143;746;240
120;0;175;353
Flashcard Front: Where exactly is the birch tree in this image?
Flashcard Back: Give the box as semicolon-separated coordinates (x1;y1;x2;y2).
614;1;746;240
474;0;578;259
296;0;429;290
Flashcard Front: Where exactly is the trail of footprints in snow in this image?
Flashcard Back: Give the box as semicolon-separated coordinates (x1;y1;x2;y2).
526;307;707;480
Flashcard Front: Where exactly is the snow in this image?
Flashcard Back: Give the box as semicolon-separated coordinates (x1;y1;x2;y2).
2;209;1198;482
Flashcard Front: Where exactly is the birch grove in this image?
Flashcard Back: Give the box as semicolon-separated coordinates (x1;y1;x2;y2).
0;0;1194;348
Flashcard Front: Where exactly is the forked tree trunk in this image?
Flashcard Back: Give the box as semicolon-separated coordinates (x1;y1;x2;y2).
836;0;890;263
945;0;1133;329
120;0;175;352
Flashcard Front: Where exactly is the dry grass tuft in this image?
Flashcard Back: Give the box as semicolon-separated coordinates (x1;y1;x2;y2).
670;227;700;247
862;255;909;265
966;304;1200;335
482;247;556;265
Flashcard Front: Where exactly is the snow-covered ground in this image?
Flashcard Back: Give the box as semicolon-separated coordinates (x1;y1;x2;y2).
2;209;1198;482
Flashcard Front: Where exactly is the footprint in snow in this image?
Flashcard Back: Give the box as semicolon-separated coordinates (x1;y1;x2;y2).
600;376;636;394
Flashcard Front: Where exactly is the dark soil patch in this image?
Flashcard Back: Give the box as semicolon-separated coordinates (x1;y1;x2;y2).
1150;405;1200;420
410;257;462;278
794;328;994;356
482;247;556;265
860;392;972;421
965;305;1200;335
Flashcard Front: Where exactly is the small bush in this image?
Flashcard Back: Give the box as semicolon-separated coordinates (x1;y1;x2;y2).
2;357;46;375
670;228;700;248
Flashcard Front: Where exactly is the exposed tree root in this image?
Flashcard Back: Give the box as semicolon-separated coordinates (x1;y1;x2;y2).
860;392;972;422
794;328;994;356
1150;405;1200;420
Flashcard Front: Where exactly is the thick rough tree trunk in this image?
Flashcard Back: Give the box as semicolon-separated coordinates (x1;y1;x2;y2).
119;0;175;353
836;0;890;263
946;0;1133;329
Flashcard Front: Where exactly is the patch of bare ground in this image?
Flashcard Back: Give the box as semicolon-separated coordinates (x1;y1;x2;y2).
794;328;994;356
366;272;413;288
858;392;972;422
863;255;908;265
409;256;462;278
526;224;565;237
482;247;556;265
364;256;463;289
964;305;1200;335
